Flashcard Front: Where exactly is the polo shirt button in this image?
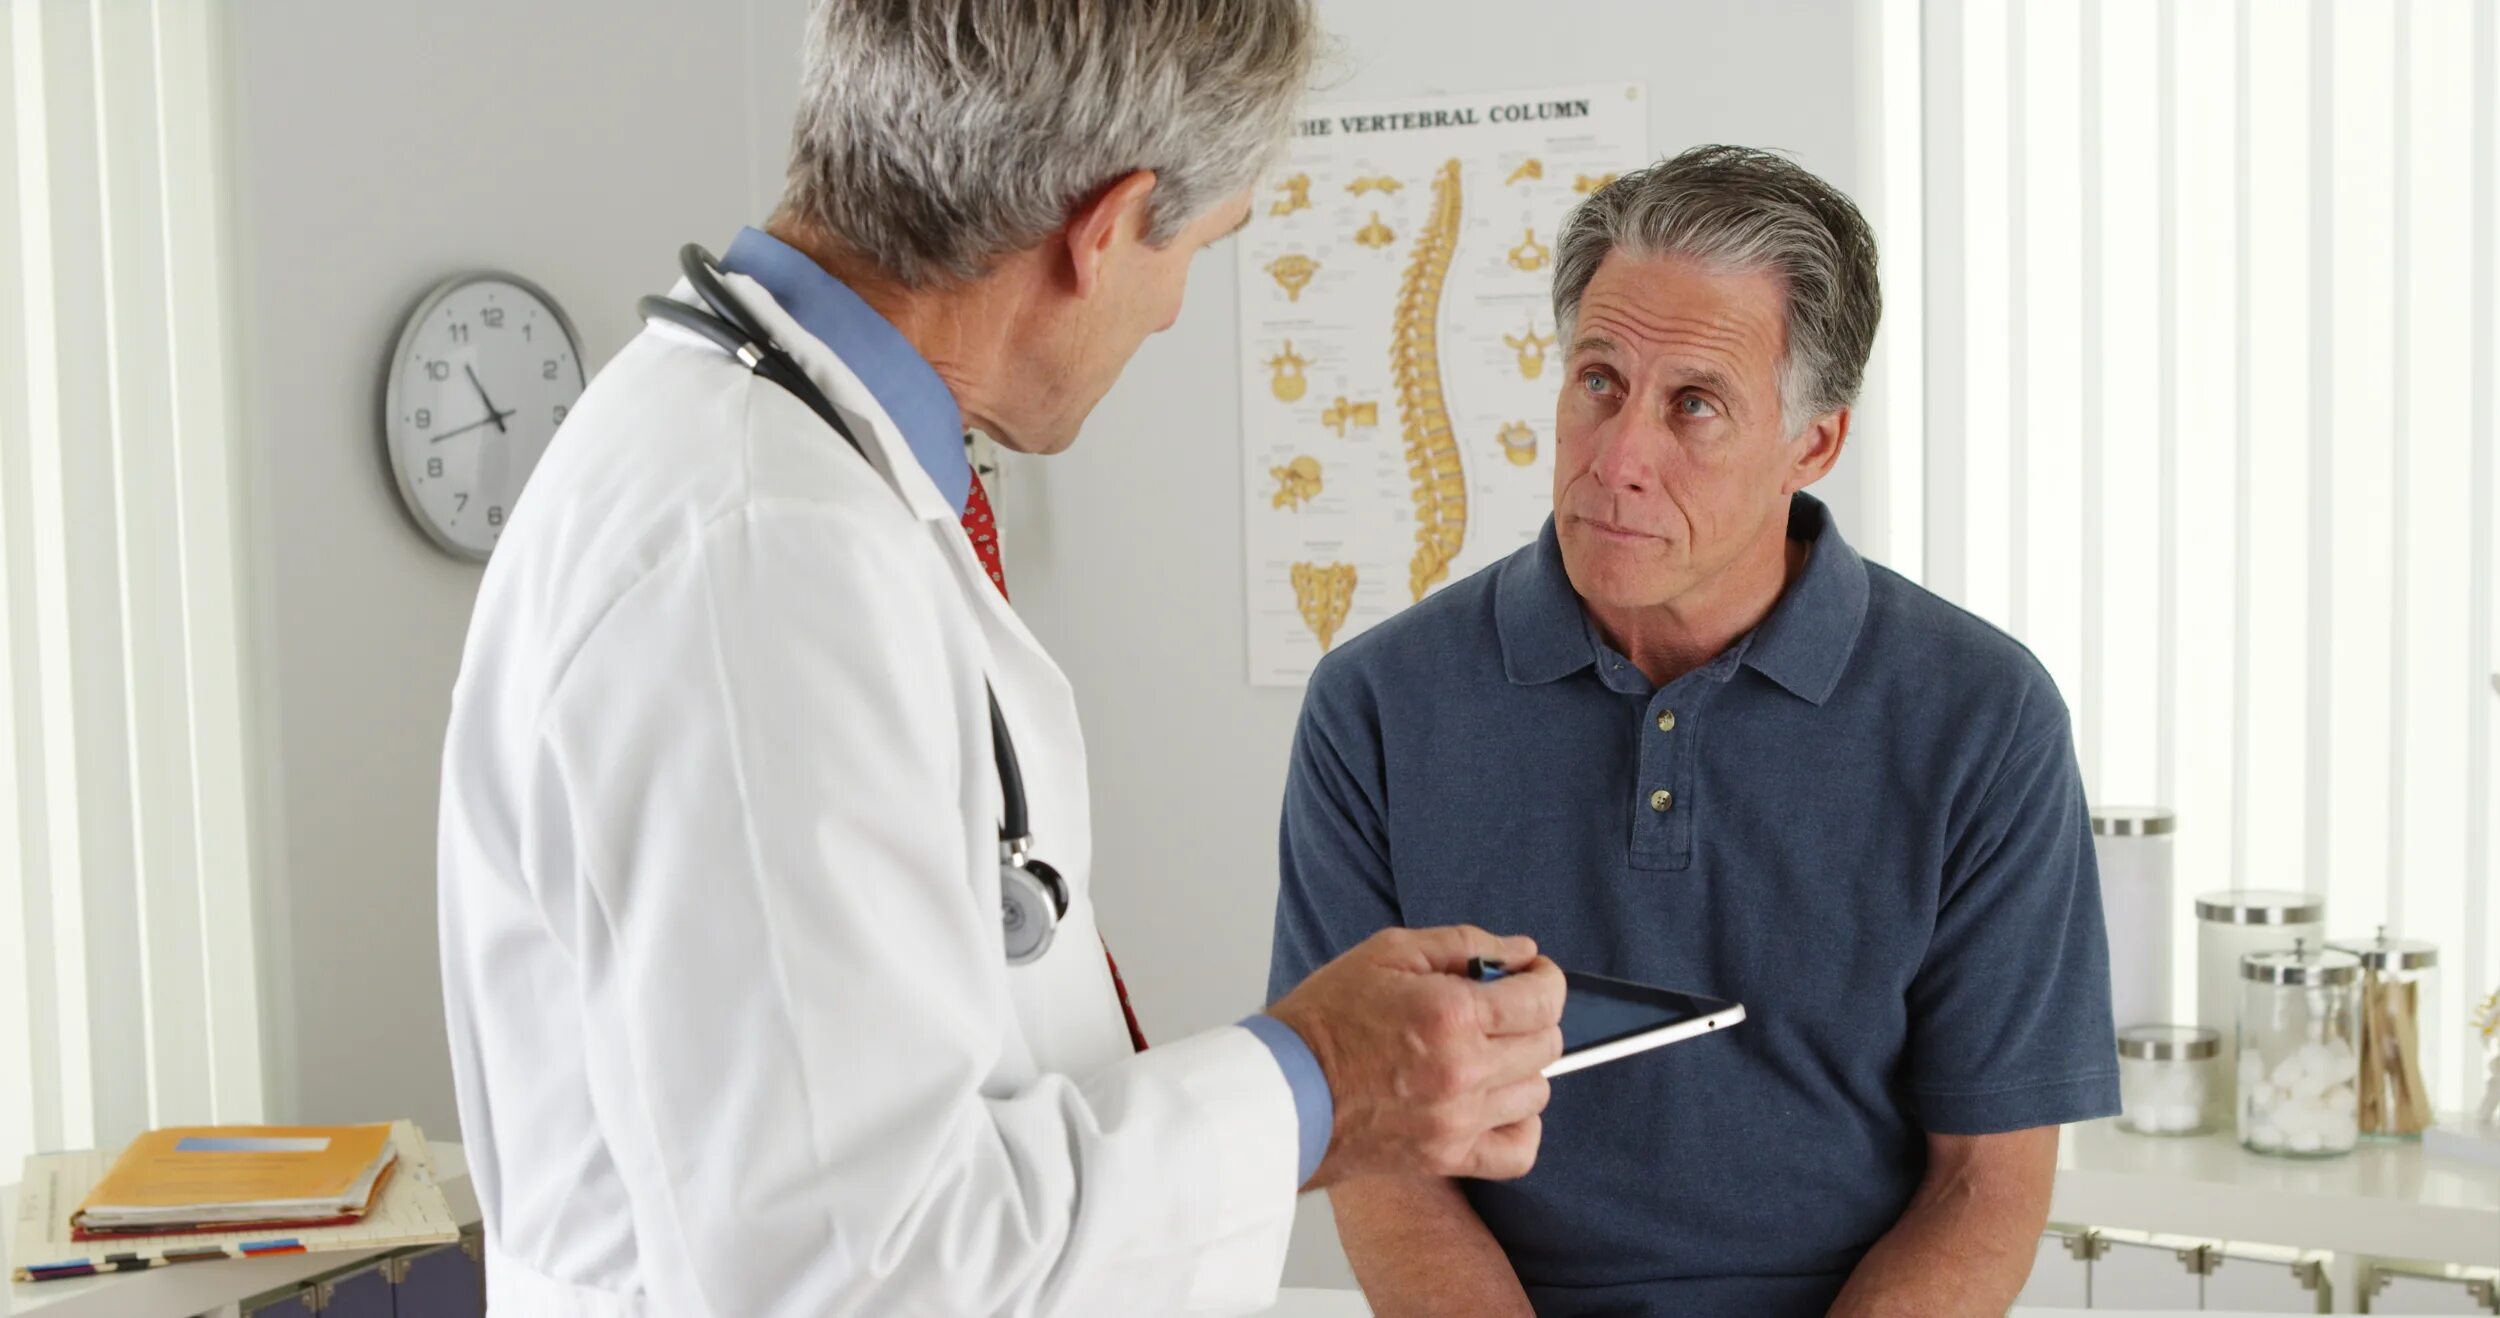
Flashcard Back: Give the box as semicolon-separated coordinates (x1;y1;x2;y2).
1649;788;1674;812
1656;710;1677;733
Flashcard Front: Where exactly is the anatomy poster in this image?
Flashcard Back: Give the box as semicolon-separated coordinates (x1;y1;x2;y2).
1238;83;1648;686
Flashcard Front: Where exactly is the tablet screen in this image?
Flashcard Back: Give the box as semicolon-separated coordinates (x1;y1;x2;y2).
1562;973;1730;1054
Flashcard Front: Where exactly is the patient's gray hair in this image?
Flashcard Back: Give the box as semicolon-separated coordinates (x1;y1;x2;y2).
1551;145;1882;432
778;0;1317;288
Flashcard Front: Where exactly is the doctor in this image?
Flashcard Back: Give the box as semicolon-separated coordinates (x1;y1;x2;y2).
436;2;1566;1315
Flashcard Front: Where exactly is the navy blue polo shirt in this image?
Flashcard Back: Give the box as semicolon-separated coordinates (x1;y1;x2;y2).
1267;494;2118;1318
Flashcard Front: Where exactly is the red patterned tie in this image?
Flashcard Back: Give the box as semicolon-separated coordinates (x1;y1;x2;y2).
961;471;1148;1053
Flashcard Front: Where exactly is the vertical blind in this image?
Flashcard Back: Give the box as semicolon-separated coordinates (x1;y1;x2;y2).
1;0;261;1174
1871;0;2498;1112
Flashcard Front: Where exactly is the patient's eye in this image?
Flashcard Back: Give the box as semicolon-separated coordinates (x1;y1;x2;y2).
1581;369;1616;398
1677;394;1720;419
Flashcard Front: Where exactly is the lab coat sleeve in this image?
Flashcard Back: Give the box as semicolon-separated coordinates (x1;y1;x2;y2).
534;500;1299;1317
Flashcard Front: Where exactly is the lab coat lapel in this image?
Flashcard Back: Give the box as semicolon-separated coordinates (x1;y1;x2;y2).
704;273;1065;678
699;274;1103;942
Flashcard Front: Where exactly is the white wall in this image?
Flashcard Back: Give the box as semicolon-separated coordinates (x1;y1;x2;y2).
213;0;1866;1289
217;0;808;1139
997;0;1871;1284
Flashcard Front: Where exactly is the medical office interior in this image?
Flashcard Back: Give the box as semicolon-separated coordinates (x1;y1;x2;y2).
2;0;2497;1315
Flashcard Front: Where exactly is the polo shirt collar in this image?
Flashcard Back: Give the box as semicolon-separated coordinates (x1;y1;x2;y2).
1495;493;1869;704
1496;521;1597;686
1742;492;1870;706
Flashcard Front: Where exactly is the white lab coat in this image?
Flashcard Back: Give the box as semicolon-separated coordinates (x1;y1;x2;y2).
437;272;1300;1317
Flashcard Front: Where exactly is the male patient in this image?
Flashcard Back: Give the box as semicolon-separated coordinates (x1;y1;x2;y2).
1267;146;2118;1317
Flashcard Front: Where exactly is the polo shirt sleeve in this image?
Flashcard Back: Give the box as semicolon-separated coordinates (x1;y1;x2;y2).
1268;664;1400;1003
1905;714;2121;1134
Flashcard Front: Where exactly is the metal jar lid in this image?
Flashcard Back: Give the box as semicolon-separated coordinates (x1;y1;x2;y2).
2117;1024;2220;1060
2092;807;2176;837
2194;888;2326;925
2241;940;2361;986
2326;926;2438;971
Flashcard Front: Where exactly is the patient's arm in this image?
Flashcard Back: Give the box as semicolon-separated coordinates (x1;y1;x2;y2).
1828;1126;2058;1318
1331;1175;1533;1318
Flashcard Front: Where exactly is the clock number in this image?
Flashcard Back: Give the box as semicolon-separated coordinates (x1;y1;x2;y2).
543;359;560;380
414;407;431;429
449;322;470;344
522;323;533;341
425;360;450;382
553;404;569;425
426;457;444;479
454;493;469;512
487;506;505;527
481;307;505;329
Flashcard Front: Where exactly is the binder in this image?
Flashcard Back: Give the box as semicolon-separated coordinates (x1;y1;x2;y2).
232;1237;483;1318
387;1230;486;1318
313;1259;395;1318
241;1285;318;1318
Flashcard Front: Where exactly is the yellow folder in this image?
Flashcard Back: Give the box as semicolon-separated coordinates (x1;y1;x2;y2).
73;1124;397;1233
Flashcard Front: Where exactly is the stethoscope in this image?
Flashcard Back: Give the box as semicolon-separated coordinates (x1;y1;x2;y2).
638;244;1069;966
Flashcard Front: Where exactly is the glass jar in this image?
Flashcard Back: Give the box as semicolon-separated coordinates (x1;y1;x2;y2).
2327;928;2439;1139
2093;808;2177;1031
2197;889;2325;1108
2117;1024;2221;1136
2237;940;2363;1158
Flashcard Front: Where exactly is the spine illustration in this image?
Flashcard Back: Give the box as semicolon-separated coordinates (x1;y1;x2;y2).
1292;562;1358;651
1394;158;1466;602
1270;455;1323;510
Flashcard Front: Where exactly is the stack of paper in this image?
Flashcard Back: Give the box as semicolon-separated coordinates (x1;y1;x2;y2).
72;1124;398;1238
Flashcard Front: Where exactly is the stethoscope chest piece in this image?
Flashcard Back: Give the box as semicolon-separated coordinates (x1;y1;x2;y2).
1000;851;1068;967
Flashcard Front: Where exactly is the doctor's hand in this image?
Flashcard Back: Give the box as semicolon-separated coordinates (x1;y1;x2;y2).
1266;926;1564;1190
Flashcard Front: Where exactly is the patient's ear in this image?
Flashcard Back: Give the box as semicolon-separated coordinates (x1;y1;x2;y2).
1785;409;1850;493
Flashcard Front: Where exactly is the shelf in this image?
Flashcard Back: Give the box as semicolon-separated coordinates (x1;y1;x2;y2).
2052;1118;2500;1266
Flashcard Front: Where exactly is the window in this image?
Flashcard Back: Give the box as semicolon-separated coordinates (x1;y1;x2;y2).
2;0;262;1172
1868;0;2498;1111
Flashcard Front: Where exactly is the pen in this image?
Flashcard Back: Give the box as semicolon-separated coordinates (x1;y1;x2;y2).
1465;956;1507;982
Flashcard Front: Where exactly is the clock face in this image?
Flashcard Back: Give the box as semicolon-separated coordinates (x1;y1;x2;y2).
383;273;587;560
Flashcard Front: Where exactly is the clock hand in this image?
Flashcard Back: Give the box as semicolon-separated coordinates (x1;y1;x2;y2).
429;408;516;444
464;364;510;434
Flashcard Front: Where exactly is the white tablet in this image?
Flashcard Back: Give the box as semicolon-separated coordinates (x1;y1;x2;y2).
1546;971;1745;1077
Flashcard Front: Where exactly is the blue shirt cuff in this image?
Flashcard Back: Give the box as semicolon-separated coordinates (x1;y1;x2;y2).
1237;1014;1332;1185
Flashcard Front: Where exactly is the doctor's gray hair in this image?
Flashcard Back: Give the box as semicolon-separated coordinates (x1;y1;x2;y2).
777;0;1318;288
1551;145;1882;432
